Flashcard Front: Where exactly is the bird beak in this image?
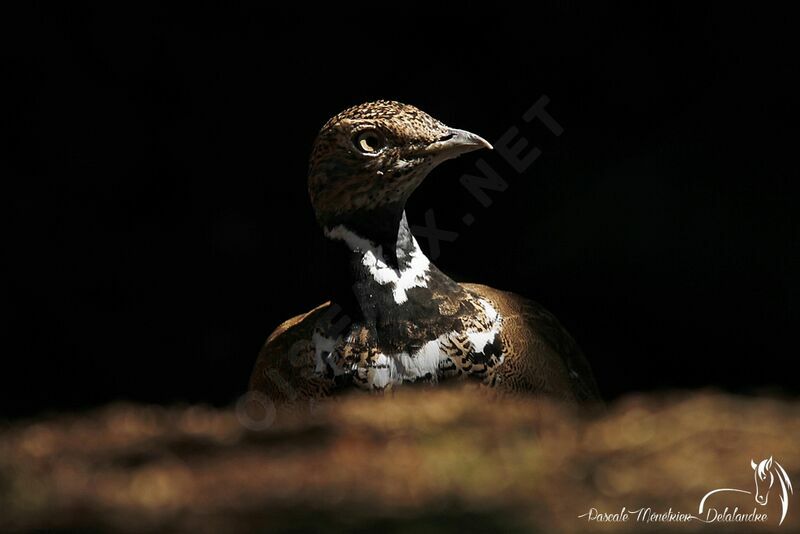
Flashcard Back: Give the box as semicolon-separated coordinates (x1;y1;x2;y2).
419;127;493;161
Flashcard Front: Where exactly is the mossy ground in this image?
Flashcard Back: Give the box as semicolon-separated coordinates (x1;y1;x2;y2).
1;389;798;533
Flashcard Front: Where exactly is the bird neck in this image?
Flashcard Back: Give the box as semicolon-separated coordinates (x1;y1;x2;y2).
323;208;458;323
323;202;407;262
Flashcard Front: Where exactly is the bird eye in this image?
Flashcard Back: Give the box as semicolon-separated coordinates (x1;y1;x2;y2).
354;130;384;154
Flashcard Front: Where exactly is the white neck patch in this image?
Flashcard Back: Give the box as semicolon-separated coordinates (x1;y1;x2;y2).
325;225;431;304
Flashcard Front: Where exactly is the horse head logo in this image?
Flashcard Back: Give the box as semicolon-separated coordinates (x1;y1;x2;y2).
752;457;775;505
751;456;793;522
700;456;793;526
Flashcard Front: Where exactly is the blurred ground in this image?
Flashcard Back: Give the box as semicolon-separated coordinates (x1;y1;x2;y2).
1;389;798;533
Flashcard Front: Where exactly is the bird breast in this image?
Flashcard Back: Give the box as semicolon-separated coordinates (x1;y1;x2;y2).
312;297;505;391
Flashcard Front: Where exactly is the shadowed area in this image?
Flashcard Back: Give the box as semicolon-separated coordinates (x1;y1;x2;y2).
1;390;798;533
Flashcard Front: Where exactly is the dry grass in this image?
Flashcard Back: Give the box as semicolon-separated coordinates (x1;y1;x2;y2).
1;388;798;533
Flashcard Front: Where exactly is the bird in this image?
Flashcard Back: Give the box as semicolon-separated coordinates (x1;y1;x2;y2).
249;100;601;406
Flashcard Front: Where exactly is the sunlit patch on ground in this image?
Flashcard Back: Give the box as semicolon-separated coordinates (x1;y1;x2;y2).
1;389;798;532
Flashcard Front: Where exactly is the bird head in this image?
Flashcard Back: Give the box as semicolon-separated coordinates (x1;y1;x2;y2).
308;100;491;229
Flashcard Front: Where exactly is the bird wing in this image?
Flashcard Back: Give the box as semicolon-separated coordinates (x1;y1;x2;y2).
461;283;603;403
248;302;334;404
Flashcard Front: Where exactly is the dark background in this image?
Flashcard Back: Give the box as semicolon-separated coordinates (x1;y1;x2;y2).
3;5;797;418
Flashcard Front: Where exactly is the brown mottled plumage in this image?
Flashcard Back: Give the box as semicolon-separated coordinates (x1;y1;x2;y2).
249;101;601;408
